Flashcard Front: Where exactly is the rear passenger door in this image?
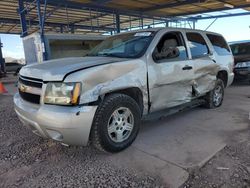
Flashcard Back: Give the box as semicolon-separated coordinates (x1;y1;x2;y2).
206;34;233;87
186;32;219;97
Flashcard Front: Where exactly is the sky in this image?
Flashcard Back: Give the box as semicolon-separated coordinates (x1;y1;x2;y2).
0;15;250;59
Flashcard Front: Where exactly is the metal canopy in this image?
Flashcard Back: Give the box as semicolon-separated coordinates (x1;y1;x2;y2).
0;0;250;36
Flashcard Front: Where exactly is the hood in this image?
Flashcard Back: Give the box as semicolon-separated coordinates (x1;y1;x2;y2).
20;56;126;81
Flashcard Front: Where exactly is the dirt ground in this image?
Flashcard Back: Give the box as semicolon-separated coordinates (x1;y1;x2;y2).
183;135;250;188
0;95;164;188
183;81;250;188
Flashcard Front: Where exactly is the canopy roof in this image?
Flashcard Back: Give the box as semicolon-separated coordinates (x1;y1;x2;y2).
0;0;249;35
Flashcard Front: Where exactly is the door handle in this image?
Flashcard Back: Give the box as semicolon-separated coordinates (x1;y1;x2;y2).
212;59;216;63
182;65;193;70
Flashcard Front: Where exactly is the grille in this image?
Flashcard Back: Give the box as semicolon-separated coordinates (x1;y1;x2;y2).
19;76;43;104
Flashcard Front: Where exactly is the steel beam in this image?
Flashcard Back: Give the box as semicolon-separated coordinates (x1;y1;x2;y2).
0;18;114;32
116;13;120;33
18;0;28;37
173;4;250;17
193;11;250;20
142;0;207;12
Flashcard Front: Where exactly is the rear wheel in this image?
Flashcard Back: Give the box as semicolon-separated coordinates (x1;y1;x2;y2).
91;94;141;152
204;78;224;108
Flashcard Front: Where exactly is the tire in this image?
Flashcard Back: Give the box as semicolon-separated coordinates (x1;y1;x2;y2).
90;93;141;153
204;78;224;109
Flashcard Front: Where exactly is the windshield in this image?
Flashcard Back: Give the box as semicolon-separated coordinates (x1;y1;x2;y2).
87;31;155;58
230;42;250;56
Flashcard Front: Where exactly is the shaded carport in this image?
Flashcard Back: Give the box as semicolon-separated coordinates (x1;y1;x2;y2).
0;0;250;61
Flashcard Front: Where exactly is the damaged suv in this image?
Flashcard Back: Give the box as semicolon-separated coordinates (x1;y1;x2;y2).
14;28;234;152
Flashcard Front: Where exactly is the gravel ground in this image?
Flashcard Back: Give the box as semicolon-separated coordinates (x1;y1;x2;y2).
0;95;164;188
183;122;250;188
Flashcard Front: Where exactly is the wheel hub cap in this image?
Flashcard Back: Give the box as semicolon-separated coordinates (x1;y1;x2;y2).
213;85;223;106
107;107;134;143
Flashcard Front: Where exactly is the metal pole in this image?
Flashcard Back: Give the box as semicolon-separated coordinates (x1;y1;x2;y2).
0;38;5;75
116;13;120;33
205;18;217;31
18;0;28;37
166;21;169;27
141;17;143;29
37;0;47;61
193;20;196;29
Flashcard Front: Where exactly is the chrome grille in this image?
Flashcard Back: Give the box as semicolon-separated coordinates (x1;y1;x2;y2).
18;76;43;104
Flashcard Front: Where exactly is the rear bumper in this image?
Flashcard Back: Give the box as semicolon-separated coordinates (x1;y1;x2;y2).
14;93;97;146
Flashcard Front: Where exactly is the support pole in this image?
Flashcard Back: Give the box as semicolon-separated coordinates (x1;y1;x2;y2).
193;20;196;29
141;17;143;29
18;0;28;37
37;0;47;61
165;21;169;27
0;38;5;75
115;13;120;33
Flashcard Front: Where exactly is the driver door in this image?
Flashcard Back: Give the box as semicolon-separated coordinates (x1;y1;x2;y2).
147;31;194;112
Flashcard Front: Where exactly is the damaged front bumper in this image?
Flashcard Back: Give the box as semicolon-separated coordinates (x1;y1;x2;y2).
14;93;97;146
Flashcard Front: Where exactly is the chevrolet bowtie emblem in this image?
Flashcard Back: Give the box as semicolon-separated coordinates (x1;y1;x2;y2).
19;83;29;92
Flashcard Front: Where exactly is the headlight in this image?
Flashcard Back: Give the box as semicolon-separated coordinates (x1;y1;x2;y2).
44;82;81;105
235;61;250;68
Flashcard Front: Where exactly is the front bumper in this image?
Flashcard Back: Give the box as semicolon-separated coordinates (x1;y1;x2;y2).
14;93;97;146
227;72;234;87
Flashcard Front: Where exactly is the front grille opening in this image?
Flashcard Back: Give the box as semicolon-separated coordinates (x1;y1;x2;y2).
18;76;43;104
19;89;40;104
19;77;43;88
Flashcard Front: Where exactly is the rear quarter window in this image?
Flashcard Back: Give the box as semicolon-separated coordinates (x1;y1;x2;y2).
207;34;231;55
186;32;209;58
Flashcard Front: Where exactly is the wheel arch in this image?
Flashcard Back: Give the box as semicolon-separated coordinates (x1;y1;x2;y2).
102;87;144;115
217;70;228;87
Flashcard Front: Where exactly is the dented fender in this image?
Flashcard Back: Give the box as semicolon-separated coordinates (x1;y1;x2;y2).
64;59;149;114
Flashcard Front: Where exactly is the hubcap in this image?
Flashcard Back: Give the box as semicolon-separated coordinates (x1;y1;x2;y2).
213;85;223;106
107;107;134;143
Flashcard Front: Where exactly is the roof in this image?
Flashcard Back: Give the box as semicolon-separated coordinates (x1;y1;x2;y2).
0;0;250;35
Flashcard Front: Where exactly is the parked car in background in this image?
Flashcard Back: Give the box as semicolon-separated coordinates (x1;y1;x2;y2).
5;61;24;75
230;40;250;83
14;28;234;152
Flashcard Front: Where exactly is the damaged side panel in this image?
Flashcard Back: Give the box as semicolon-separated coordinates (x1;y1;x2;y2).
147;57;220;113
64;59;149;114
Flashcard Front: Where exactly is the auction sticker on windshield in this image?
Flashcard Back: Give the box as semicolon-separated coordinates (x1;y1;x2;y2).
134;32;152;37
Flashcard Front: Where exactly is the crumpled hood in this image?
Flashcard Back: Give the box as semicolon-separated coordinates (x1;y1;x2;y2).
20;56;126;81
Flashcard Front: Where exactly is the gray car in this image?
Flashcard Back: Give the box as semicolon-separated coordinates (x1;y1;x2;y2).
14;28;234;152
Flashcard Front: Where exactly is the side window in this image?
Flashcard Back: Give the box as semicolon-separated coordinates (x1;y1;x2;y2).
206;34;231;55
186;32;209;58
153;32;188;62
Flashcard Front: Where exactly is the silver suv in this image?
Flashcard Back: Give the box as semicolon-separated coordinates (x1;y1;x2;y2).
14;28;234;152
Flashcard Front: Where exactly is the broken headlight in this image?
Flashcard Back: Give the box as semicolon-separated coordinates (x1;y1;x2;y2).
235;61;250;68
44;82;81;105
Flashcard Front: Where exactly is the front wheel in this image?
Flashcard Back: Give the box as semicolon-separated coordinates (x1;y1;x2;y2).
204;78;224;108
91;94;141;152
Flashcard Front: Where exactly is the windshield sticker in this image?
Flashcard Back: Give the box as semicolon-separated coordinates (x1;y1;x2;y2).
134;32;152;37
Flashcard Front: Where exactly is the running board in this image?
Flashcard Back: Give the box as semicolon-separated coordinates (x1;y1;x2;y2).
143;99;206;121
